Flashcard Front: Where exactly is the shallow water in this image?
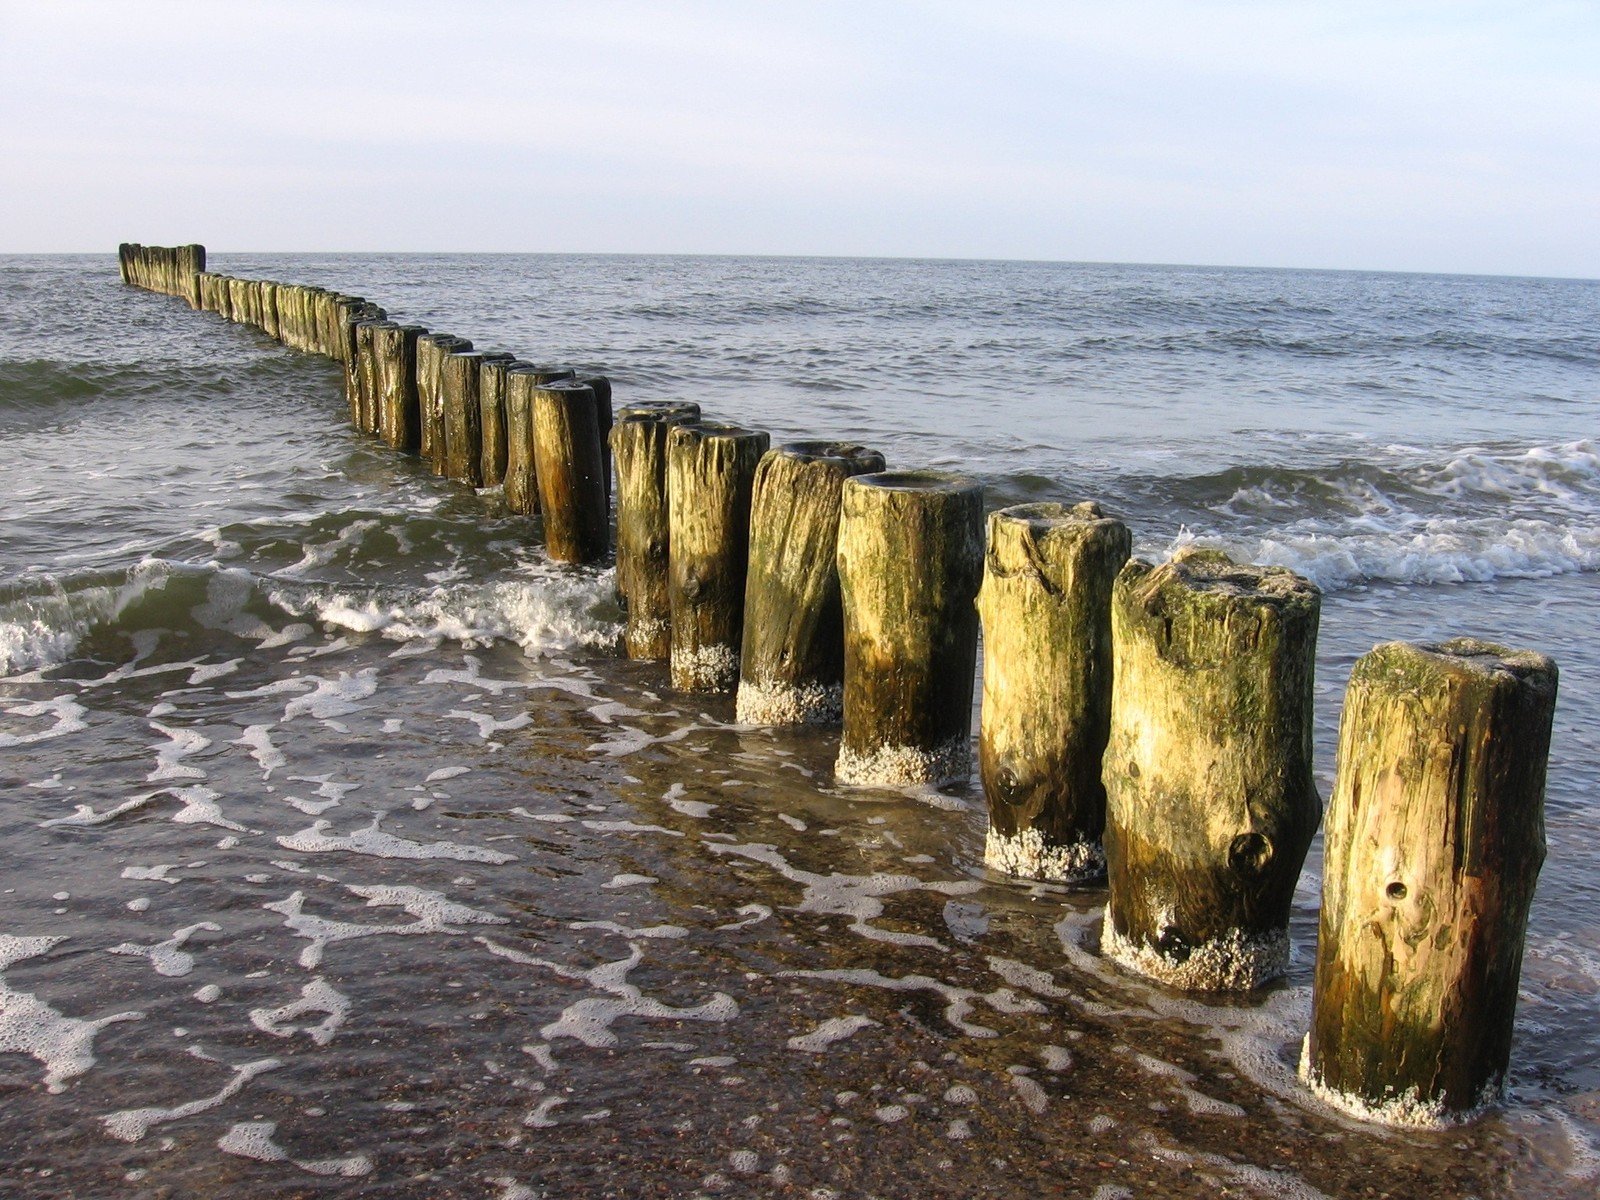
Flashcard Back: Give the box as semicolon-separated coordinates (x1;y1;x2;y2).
2;254;1598;1198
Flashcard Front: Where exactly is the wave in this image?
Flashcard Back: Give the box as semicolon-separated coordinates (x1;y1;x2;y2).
1;559;620;678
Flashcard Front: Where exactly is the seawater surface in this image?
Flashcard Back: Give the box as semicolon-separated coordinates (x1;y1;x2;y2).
1;253;1598;1198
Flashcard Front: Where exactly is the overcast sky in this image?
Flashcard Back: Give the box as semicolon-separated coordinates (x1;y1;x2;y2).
3;0;1597;276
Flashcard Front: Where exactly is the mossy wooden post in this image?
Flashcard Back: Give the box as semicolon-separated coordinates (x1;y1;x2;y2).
667;422;769;691
834;471;984;786
417;334;472;467
117;243;133;284
1301;638;1556;1126
177;244;205;308
503;366;576;516
348;319;389;433
735;441;886;725
611;400;702;659
479;357;521;487
375;324;425;452
228;278;250;324
259;282;281;342
1102;546;1321;991
440;350;489;484
576;374;615;511
979;502;1131;882
531;381;609;564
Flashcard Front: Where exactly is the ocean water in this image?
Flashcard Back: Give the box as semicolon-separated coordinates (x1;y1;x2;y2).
1;252;1598;1198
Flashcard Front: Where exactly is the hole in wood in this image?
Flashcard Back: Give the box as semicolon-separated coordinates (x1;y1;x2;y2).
1386;881;1408;902
1228;832;1274;877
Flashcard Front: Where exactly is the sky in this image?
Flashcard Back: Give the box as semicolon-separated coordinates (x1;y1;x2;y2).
2;0;1598;276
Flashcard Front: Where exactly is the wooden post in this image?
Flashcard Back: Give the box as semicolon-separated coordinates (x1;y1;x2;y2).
347;319;389;433
375;324;426;452
416;334;473;467
440;350;489;483
735;441;886;725
479;356;521;487
667;421;770;692
611;400;701;660
978;502;1131;882
1301;638;1556;1126
576;374;615;512
259;281;280;342
1101;546;1321;991
177;244;204;308
531;381;609;564
503;366;575;516
834;471;984;787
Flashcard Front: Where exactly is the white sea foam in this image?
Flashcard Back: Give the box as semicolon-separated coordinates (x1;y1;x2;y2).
0;935;143;1092
217;1120;373;1177
264;885;507;969
104;1054;282;1141
266;569;619;658
787;1014;879;1052
233;724;286;777
107;922;220;977
147;721;212;782
249;978;352;1046
0;561;179;676
706;840;979;949
480;938;738;1048
281;669;379;724
278;814;516;864
0;696;89;748
448;708;532;738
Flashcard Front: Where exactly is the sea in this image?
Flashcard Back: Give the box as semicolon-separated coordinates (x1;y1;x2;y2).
1;252;1598;1199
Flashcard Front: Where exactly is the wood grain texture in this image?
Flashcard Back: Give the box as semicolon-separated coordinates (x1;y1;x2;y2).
611;401;702;660
835;471;984;787
375;324;426;452
531;381;609;564
736;441;886;725
1102;546;1321;991
667;421;769;691
504;366;576;516
1302;638;1556;1126
978;501;1131;882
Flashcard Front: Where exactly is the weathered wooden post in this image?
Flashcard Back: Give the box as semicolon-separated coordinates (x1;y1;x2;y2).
1301;638;1556;1126
177;244;205;308
503;366;576;516
228;278;251;324
978;502;1131;881
611;401;701;659
117;243;133;284
259;281;280;342
735;441;886;725
440;350;489;483
375;324;426;451
531;381;610;563
478;357;521;487
347;319;389;432
1101;546;1321;991
416;334;472;466
576;374;615;511
834;471;984;787
667;421;769;691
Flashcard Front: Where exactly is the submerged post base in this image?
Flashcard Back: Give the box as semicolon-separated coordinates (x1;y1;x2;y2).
1297;1040;1501;1129
734;679;842;726
1100;907;1289;992
835;735;970;789
984;826;1104;884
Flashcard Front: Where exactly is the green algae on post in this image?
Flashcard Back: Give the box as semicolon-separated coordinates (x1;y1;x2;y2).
978;501;1130;882
736;441;885;726
1102;546;1321;991
835;470;983;787
1303;637;1556;1127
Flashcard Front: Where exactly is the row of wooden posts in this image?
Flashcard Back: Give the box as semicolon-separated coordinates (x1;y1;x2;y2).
123;246;1559;1129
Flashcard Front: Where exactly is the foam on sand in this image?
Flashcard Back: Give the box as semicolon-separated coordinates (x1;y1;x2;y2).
264;885;507;969
0;935;143;1092
786;1014;879;1052
218;1121;373;1177
249;978;352;1046
480;938;738;1049
107;922;221;977
277;814;516;863
103;1053;282;1141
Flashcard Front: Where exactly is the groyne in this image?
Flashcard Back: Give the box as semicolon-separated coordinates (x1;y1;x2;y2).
120;244;1559;1128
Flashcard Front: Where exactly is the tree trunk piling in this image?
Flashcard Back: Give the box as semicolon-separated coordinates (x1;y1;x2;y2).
479;357;521;487
611;401;702;660
1101;546;1322;991
440;350;494;484
530;380;609;564
374;324;426;452
735;441;886;726
667;421;770;692
1301;638;1556;1127
978;501;1131;882
503;366;576;516
576;374;615;512
416;334;473;467
834;470;984;787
